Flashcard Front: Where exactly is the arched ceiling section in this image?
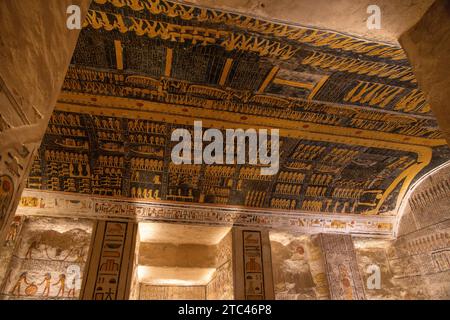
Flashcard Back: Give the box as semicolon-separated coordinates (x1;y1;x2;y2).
395;160;450;236
26;0;450;218
187;0;435;44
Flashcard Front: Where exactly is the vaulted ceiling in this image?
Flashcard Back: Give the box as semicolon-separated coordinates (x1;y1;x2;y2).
26;0;450;217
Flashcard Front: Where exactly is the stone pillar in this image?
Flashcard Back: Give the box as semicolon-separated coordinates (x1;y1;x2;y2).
232;228;274;300
319;233;366;300
0;0;91;241
80;220;138;300
399;0;450;145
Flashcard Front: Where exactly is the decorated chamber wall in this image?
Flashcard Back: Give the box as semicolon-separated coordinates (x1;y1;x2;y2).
398;162;450;236
355;234;450;300
0;216;93;300
139;285;206;300
354;163;450;299
206;231;233;300
270;232;329;300
135;227;233;300
355;239;422;299
0;216;25;289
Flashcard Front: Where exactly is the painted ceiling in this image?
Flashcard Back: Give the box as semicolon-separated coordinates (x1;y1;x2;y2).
27;0;450;216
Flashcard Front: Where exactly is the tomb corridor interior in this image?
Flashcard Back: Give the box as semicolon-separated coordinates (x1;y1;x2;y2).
0;0;450;300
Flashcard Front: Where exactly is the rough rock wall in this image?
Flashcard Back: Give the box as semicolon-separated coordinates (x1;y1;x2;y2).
400;0;450;144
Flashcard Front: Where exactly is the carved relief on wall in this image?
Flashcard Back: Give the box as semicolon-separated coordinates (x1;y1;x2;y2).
242;230;265;300
398;162;450;235
0;216;24;290
270;232;329;300
207;231;233;300
319;234;366;300
18;189;398;236
206;260;233;300
355;232;450;300
0;217;93;300
93;221;128;300
140;285;206;300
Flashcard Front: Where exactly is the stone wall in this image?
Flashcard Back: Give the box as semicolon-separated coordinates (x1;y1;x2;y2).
270;232;329;300
0;216;93;300
139;285;206;300
206;231;233;300
355;162;450;299
0;216;24;288
0;0;91;242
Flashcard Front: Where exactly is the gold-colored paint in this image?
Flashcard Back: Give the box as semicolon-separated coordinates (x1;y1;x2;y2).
302;51;415;82
272;78;314;90
55;94;434;217
55;0;438;219
258;67;279;93
395;89;431;113
344;81;405;109
308;75;330;100
57;92;446;148
83;10;297;60
92;0;406;61
64;67;439;139
114;40;124;70
368;160;430;215
165;48;173;77
17;189;397;237
219;58;233;86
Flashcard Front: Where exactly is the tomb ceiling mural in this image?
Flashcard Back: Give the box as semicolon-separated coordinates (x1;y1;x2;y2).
26;0;450;217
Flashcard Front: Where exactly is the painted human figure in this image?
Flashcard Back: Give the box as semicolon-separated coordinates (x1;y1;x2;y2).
53;274;66;297
67;276;78;298
39;273;52;297
10;272;29;296
5;216;21;246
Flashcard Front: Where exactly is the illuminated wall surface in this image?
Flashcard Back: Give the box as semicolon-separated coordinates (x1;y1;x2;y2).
270;160;450;301
270;233;329;300
134;224;234;300
140;285;206;300
0;217;93;300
